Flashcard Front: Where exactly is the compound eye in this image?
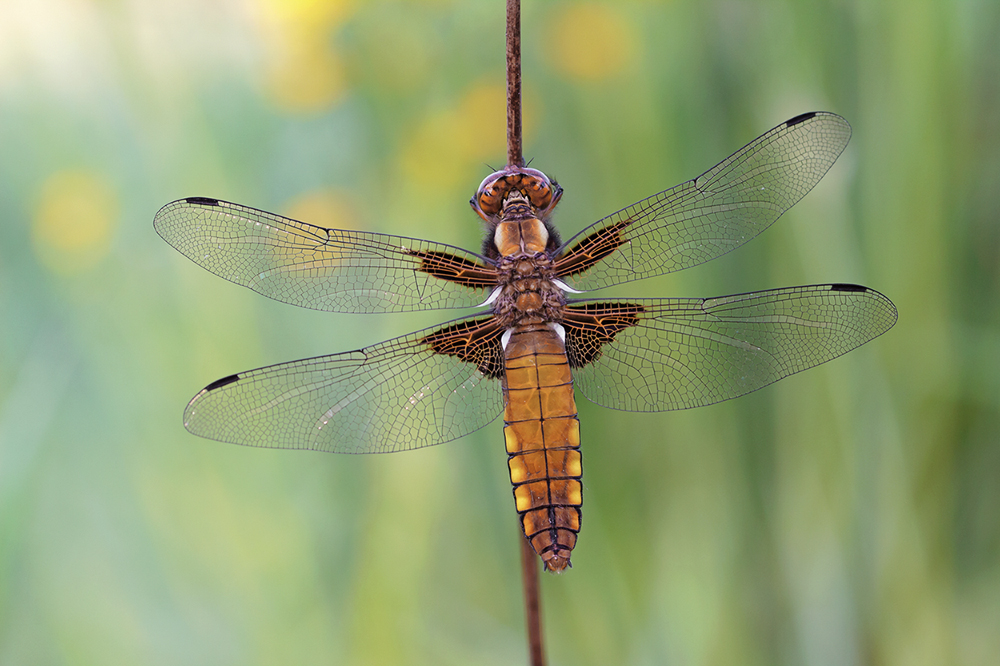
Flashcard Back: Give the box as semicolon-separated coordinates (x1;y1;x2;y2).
471;167;560;219
474;171;509;217
530;183;552;208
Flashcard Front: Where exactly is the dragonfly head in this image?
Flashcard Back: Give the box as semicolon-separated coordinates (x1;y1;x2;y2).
470;166;563;223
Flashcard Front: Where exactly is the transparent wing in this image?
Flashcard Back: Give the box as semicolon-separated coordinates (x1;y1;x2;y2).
183;316;506;453
563;284;896;412
154;197;498;314
554;113;852;290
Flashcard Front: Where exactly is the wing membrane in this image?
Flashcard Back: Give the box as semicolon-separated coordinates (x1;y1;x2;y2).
153;198;497;313
563;284;896;412
183;316;505;453
554;113;852;290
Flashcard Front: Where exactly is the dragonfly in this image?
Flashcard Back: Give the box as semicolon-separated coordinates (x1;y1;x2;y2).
154;112;896;573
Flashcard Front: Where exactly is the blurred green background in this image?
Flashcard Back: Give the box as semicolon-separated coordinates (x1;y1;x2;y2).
1;0;997;664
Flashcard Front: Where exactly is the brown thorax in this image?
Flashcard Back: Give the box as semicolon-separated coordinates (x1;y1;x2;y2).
491;252;566;328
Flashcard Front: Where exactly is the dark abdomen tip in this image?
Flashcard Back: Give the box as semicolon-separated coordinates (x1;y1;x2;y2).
540;548;572;573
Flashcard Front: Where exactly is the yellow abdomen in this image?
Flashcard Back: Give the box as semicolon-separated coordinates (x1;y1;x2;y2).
503;321;582;572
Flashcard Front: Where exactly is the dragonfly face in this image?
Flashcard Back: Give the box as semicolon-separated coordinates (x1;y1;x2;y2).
472;166;562;220
154;112;897;572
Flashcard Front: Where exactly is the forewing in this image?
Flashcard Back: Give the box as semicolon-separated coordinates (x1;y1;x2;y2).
183;316;506;453
154;197;498;313
554;113;852;289
563;284;896;412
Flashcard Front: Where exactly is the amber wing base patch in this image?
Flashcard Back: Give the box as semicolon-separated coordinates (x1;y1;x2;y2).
424;317;506;379
563;302;645;367
552;219;633;279
407;249;498;288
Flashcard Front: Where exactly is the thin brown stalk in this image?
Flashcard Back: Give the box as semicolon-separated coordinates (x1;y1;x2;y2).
506;0;523;167
520;530;546;666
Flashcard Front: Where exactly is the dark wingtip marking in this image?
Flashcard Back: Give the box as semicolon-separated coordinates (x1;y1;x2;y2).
185;196;220;206
830;283;869;293
786;112;818;127
205;374;240;391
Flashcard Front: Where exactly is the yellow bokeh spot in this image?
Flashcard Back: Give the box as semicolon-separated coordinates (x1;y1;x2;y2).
32;169;118;274
258;0;354;27
283;188;359;230
257;0;356;113
264;190;360;268
399;81;540;193
264;42;346;113
454;83;508;159
399;112;466;193
546;4;637;81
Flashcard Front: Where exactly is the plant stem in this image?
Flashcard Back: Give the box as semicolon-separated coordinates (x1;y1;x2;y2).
520;530;546;666
506;0;523;167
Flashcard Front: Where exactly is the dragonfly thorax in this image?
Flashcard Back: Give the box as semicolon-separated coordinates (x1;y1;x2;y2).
492;253;566;327
493;215;549;256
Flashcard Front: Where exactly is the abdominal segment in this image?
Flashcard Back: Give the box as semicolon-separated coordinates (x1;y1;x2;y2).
502;322;583;572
